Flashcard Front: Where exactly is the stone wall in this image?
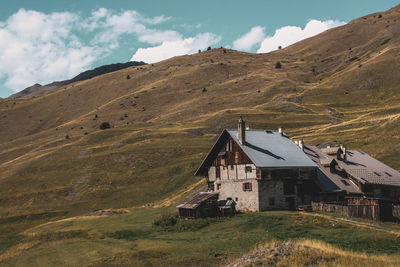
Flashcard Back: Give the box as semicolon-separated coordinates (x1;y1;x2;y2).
216;178;259;211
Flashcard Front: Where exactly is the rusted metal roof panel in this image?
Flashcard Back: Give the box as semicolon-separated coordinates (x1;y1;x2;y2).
177;192;219;210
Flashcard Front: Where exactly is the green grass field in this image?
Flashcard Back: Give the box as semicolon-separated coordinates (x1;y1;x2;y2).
2;209;400;266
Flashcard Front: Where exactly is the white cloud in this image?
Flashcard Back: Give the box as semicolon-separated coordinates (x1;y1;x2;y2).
257;19;345;53
87;9;177;48
0;8;189;93
233;26;265;51
137;29;182;45
0;9;97;92
131;33;221;63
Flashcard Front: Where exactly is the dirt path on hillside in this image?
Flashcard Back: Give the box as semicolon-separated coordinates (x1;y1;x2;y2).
302;212;400;237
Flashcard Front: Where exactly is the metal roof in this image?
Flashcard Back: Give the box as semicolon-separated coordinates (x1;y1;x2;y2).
305;145;400;190
337;150;400;186
227;130;317;168
176;192;219;210
304;145;362;194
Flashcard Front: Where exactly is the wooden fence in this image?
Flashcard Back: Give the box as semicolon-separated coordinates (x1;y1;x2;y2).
311;202;348;215
312;198;394;221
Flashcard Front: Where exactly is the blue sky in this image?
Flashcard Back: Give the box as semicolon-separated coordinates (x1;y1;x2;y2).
0;0;398;97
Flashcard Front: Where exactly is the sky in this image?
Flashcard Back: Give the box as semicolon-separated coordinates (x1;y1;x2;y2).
0;0;398;98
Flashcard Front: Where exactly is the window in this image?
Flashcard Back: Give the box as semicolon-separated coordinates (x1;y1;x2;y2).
230;165;234;170
208;182;214;191
283;180;295;195
226;141;230;152
235;152;239;164
217;184;221;190
216;167;220;179
235;197;238;202
243;182;252;192
245;166;252;173
269;197;275;206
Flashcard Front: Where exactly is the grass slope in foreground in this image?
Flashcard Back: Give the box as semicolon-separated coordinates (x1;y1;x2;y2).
1;209;400;266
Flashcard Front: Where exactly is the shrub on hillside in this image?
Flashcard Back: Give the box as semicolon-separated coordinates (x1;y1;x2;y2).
275;61;282;69
153;212;178;228
99;122;111;130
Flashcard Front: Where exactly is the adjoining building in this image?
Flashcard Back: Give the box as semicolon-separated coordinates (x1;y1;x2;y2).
190;117;400;216
195;117;319;211
304;145;400;202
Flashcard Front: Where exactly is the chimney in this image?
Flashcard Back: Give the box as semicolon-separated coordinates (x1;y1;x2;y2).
299;139;304;151
343;146;347;161
338;144;346;161
238;116;246;145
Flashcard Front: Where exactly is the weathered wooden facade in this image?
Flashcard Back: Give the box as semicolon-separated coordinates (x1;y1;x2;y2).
312;198;393;221
196;117;319;211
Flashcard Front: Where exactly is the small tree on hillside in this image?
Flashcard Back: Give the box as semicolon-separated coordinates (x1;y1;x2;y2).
275;61;282;69
99;122;111;130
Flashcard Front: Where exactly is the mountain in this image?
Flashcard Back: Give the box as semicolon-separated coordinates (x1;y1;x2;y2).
8;61;146;99
1;5;400;264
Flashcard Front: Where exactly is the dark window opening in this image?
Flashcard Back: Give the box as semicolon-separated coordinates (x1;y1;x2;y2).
283;180;295;195
341;179;350;186
216;167;220;178
245;166;252;173
217;184;221;190
385;172;392;177
382;188;390;197
243;182;252;192
235;197;238;202
208;182;214;191
285;197;295;210
230;165;234;170
269;197;275;206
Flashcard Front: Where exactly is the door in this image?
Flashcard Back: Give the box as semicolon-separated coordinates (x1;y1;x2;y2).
286;197;295;210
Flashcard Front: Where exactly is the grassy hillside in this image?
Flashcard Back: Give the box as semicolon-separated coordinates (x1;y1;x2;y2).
1;5;400;265
2;209;400;266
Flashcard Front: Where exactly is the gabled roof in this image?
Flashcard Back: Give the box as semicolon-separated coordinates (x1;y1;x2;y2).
176;192;218;210
337;150;400;186
227;130;317;168
304;145;362;194
304;145;400;190
195;129;316;176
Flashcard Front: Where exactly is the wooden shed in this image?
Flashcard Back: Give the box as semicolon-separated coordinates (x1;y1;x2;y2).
177;192;219;219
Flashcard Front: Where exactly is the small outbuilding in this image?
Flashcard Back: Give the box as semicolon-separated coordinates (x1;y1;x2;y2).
177;192;219;219
218;199;236;216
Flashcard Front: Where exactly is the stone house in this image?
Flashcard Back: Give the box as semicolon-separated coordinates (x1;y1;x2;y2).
195;117;318;211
